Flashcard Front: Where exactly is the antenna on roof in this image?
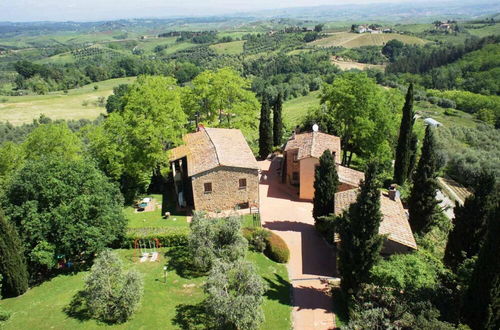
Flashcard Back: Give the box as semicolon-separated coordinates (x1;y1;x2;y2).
312;124;319;132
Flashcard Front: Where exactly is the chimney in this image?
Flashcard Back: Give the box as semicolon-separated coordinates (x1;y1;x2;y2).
388;184;400;201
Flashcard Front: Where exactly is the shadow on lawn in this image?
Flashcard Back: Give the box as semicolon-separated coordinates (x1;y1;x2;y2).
64;290;92;322
172;302;215;330
164;246;205;279
264;273;292;306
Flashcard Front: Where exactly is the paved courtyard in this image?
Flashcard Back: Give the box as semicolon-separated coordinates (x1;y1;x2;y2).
258;158;338;330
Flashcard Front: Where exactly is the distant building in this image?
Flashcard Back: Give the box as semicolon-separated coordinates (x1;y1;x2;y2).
282;130;365;200
334;188;418;254
424;118;443;127
169;126;259;212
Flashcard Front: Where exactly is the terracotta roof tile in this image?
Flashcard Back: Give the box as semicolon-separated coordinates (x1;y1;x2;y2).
337;165;364;187
284;132;341;163
334;190;417;249
168;127;258;176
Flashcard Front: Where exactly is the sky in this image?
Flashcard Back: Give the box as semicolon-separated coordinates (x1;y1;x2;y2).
0;0;438;22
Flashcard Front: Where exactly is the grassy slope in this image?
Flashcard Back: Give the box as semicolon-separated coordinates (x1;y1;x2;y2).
0;77;135;125
210;40;245;55
282;91;320;128
312;32;427;48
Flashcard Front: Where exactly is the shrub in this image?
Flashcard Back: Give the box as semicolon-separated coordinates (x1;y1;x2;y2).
189;213;248;271
265;231;290;263
123;227;189;248
205;259;265;330
437;98;456;109
244;228;270;252
67;250;143;324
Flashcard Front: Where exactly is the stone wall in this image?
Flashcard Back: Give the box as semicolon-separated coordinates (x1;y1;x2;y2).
191;167;259;212
284;149;300;185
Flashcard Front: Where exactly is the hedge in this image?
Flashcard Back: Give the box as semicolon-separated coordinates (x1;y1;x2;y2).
122;227;189;248
244;227;290;263
265;231;290;263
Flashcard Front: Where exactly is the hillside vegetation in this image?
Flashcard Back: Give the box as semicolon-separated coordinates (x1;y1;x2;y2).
311;32;427;48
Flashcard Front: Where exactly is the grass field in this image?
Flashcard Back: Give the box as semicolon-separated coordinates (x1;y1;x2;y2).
312;32;427;48
0;248;291;330
414;101;478;129
331;58;386;71
283;91;320;128
465;23;500;37
210;40;245;55
0;77;135;125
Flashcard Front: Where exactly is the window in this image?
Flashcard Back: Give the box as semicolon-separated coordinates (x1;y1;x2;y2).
293;153;298;162
292;172;299;182
239;178;247;189
204;182;212;193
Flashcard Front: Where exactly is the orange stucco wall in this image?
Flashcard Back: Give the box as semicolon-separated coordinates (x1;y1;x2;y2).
299;157;319;200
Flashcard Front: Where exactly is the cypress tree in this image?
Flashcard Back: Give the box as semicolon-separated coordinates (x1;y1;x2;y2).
337;162;384;296
393;83;415;185
272;93;283;147
0;211;29;297
312;150;339;227
461;201;499;330
444;171;497;272
258;98;273;159
408;126;439;235
407;132;418;178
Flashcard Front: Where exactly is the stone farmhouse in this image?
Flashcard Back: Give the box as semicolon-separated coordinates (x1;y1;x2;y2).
334;187;418;254
281;131;365;200
169;126;259;212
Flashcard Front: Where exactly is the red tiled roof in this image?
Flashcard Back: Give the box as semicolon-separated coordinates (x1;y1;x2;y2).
337;165;364;188
334;189;417;249
284;131;341;163
169;127;259;176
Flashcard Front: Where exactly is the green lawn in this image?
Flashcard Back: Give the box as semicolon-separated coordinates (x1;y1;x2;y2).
125;194;189;229
415;101;478;129
283;91;320;128
0;248;291;329
0;77;135;125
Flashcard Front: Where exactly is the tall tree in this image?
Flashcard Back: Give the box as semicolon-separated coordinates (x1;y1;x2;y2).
88;75;187;201
320;72;401;167
444;172;497;271
181;68;260;137
258;98;273;159
272;93;283;147
0;211;29;297
461;201;499;330
336;162;384;296
393;83;415;185
312;150;339;228
408;126;440;235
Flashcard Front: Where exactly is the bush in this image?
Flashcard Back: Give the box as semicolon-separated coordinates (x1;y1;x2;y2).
243;228;290;263
265;231;290;263
244;228;270;252
66;250;143;324
189;213;248;271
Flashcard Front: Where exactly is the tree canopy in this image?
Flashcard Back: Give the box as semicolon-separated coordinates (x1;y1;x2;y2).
3;157;126;273
319;72;401;167
88;75;187;200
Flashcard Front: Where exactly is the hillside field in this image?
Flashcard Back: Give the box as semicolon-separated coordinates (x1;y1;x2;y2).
311;32;427;48
210;40;245;55
0;77;135;125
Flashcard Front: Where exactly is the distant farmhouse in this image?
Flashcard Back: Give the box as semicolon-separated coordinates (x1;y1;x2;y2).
282;130;365;200
169;126;259;212
352;24;387;34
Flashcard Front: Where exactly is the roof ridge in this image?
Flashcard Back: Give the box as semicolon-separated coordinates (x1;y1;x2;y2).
203;128;221;167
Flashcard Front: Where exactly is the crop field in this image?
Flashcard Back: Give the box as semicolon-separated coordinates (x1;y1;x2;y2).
210;40;245;54
0;77;135;125
312;32;427;48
